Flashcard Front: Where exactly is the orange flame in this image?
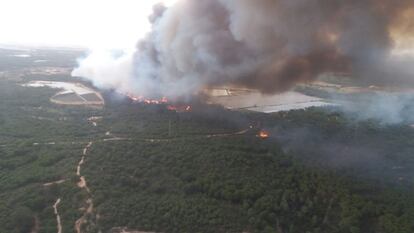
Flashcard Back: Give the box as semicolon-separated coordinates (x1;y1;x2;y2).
125;93;191;112
258;130;270;139
167;105;192;112
126;93;169;105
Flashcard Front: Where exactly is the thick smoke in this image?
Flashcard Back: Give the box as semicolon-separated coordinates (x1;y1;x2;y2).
72;0;414;99
340;92;414;124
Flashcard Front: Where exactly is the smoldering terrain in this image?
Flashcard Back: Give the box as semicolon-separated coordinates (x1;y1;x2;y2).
71;0;414;185
262;109;414;186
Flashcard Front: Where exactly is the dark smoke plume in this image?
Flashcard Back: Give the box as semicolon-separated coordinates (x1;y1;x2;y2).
72;0;414;99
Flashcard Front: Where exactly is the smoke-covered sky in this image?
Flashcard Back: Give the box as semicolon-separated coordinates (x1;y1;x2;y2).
73;0;414;99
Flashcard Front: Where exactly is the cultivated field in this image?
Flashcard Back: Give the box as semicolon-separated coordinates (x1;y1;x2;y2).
23;81;104;106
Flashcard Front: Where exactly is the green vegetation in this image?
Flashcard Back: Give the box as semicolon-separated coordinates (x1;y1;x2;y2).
0;49;100;233
80;103;414;233
0;48;414;233
263;108;414;186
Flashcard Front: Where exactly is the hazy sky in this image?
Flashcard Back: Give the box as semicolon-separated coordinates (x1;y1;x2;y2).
0;0;176;49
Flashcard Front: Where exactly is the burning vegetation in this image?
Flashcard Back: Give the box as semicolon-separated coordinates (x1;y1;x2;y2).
73;0;414;100
126;93;168;105
257;130;270;139
167;105;191;113
126;93;191;112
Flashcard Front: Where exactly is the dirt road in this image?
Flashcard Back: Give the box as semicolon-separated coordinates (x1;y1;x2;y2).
53;198;62;233
43;179;66;187
75;141;95;233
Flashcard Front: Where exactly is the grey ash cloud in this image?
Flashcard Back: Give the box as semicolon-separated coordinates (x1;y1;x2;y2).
73;0;414;99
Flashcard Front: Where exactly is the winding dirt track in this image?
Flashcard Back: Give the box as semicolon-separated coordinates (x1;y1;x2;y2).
75;141;95;233
12;119;254;233
43;179;66;187
53;198;62;233
0;125;255;149
206;128;251;138
102;127;253;143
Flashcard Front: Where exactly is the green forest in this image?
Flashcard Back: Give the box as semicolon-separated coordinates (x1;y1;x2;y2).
0;49;414;233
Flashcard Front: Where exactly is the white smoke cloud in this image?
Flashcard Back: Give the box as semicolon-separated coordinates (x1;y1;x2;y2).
341;92;414;125
72;50;134;93
72;0;414;100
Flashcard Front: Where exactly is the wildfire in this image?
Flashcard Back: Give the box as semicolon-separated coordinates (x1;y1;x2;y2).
167;105;192;112
127;93;168;105
126;93;191;112
257;130;270;139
